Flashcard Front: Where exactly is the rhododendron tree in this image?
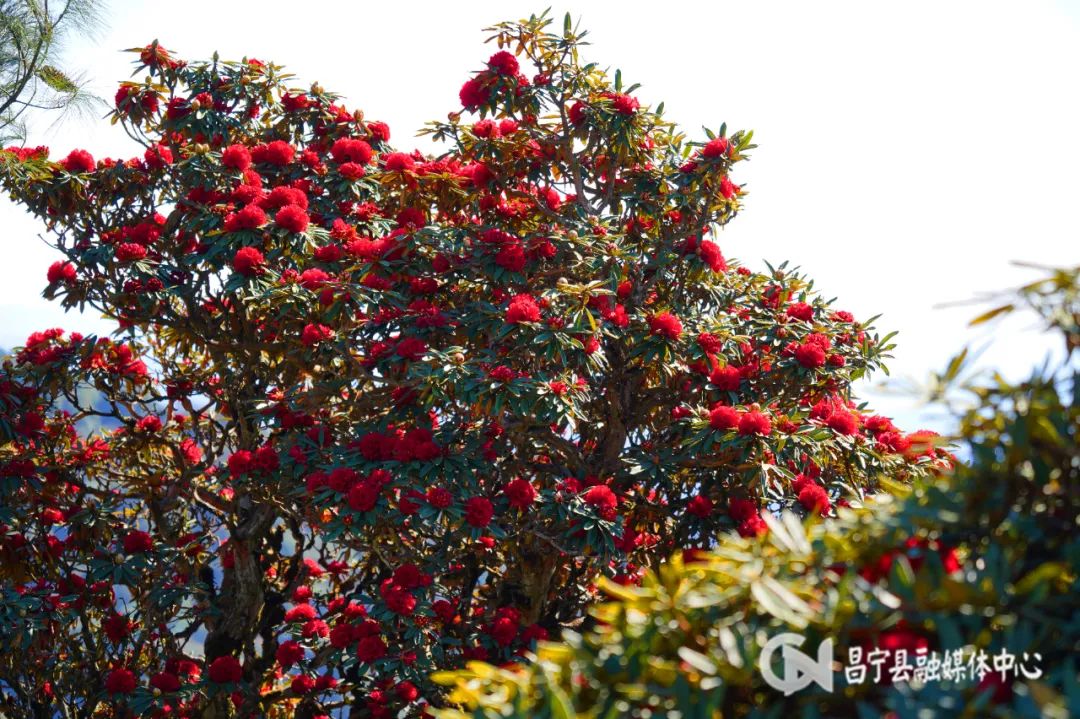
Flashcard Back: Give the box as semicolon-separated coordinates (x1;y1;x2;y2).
0;12;949;718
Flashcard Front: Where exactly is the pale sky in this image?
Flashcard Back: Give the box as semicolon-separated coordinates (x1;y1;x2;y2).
2;0;1077;434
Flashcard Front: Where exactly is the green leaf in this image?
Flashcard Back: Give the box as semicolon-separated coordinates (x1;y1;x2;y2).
677;646;717;674
750;579;809;628
547;678;576;719
943;347;969;382
968;303;1014;326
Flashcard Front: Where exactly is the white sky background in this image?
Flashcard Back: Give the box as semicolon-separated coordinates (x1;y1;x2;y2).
1;0;1077;434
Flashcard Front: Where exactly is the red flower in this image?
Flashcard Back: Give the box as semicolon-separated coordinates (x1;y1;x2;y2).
261;185;308;211
786;302;814;322
464;497;494;527
473;118;499;138
489;616;518;646
505;294;541;324
381;583;417;615
139;43;178;68
367;121;391;142
179;438;202;464
738;410;772;436
276;640;305;668
356;635;387;662
40;507;64;525
725;496;751;518
648;311;683;340
224;204;267;232
149;671;181;692
697;332;721;354
503;478;537;509
719;175;738;199
251;140;294;166
583;484;618;520
104;668;137;695
687;495;714;518
710;365;741;391
144;143;173;169
568;101;587;125
330;138;373;165
232;246;266;276
738;514;768;538
794;342;826;369
60;149;95;173
826;411;859;436
426;487;453;509
698;239;727;272
709;405;739;430
165;96;190;119
299;268;330;290
136;416;162;433
941;546;961;573
702;137;729;159
301;323;334;347
522;624;549;643
285;603;317;622
432;599;456;623
115;243;147;263
489;365;515;383
495;242;526;272
395;337;427;362
221;144;252;171
291;674;315;695
47;261;77;284
864;415;896;435
797;483;832;516
275;205;310;233
115;84;159;113
396;680;419;702
348;481;379;512
396;207;426;228
329;624;353;648
228;450;253;477
390;563;428;590
383;152;415;172
251;444;278;472
281;92;310;111
602;92;640;115
459;77;490;110
207;655;243;683
123;530;153;554
487;51;519;76
339;162;365;180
